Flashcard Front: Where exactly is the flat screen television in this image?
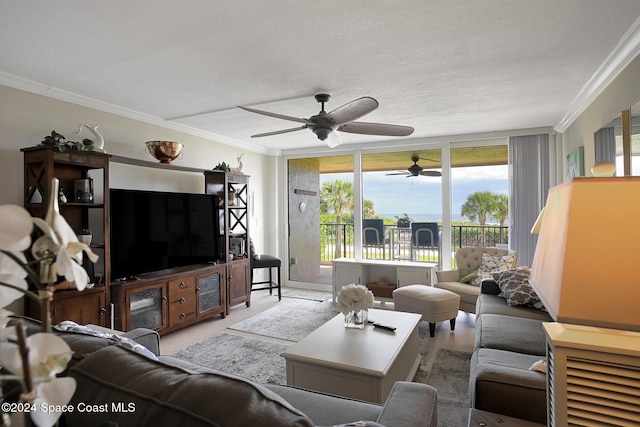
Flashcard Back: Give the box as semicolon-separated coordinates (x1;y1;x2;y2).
110;188;220;281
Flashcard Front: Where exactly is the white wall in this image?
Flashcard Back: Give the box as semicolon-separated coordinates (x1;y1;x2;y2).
0;84;276;256
561;55;640;177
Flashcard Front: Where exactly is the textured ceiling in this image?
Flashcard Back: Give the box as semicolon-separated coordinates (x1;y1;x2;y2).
1;1;640;153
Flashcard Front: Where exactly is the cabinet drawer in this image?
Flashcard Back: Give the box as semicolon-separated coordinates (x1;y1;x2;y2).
169;277;196;293
169;289;197;325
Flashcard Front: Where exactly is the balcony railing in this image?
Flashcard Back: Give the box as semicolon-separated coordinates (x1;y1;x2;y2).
320;223;509;264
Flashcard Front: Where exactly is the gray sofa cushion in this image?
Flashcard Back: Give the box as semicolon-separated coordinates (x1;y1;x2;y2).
268;382;438;427
476;294;553;322
66;345;314;427
470;348;547;424
376;382;438;427
474;314;546;356
265;384;382;426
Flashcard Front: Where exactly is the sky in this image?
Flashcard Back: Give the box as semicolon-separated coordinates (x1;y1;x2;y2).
320;164;509;221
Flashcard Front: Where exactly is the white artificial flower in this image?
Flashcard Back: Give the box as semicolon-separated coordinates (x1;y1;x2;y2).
32;215;98;290
0;200;87;426
0;333;76;427
337;284;375;314
32;377;76;427
0;333;73;382
0;205;34;306
0;205;33;252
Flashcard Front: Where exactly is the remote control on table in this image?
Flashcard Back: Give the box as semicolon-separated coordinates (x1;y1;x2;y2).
373;323;396;331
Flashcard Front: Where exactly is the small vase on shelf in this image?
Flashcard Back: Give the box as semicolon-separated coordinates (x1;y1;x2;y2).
78;229;92;245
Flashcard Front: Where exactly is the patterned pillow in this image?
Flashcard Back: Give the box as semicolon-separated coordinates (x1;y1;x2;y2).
470;252;517;286
55;321;159;360
492;267;546;311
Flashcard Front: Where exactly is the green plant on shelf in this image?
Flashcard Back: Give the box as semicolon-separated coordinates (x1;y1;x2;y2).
212;162;231;172
41;130;94;152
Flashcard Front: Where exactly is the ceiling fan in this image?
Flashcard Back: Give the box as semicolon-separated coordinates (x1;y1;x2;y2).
386;154;442;178
238;94;414;148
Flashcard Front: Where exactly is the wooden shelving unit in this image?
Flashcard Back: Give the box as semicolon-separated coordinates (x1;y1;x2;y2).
22;146;111;327
204;171;251;314
22;149;252;333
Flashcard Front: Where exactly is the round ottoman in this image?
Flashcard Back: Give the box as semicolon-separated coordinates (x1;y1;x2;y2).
393;285;461;337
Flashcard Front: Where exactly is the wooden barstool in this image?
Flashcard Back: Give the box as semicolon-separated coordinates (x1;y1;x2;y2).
250;255;282;300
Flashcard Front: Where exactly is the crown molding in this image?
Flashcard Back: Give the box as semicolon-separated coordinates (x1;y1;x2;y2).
555;17;640;133
0;72;274;156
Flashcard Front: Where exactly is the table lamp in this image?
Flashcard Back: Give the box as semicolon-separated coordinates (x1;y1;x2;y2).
530;177;640;426
530;176;640;331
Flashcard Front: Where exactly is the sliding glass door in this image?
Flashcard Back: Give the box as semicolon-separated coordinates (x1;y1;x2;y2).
361;149;443;263
449;143;509;269
284;140;509;285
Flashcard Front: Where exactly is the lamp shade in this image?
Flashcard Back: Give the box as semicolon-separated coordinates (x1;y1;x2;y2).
530;177;640;331
530;207;544;234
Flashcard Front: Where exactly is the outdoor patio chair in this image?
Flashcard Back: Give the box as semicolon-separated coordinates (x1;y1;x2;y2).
363;219;386;259
410;222;441;266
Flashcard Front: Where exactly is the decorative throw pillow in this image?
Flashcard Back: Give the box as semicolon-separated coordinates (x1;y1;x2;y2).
492;267;546;311
55;321;159;360
458;267;478;284
321;423;386;427
470;252;517;286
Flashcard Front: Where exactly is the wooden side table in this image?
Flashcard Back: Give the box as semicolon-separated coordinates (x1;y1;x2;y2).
468;409;545;427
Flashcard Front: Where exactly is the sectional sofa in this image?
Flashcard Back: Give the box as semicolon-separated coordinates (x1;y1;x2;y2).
12;318;437;427
469;279;552;425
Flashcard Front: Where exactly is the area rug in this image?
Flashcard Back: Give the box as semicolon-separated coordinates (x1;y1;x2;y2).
415;348;471;427
281;288;332;302
170;332;289;384
171;296;466;424
229;298;340;341
170;331;469;426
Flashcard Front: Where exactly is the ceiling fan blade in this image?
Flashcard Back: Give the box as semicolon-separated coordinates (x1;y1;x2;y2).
326;97;379;125
419;170;443;177
385;172;410;176
251;126;307;138
239;106;313;125
338;121;414;136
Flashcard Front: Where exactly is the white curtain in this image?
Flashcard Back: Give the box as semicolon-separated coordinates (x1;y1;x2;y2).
508;134;551;266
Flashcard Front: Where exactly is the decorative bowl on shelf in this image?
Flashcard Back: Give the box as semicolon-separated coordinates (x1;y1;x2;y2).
145;141;184;164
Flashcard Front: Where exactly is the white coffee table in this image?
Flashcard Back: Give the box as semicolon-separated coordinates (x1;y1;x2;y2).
281;308;422;403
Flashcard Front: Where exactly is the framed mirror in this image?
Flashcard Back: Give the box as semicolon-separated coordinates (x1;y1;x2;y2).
594;113;621;176
630;100;640;176
594;100;640;177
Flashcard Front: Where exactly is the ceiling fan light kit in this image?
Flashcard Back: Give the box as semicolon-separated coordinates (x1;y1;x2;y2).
239;94;414;148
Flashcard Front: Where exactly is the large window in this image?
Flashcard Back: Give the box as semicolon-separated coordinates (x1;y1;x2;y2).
361;149;442;263
285;141;509;287
450;145;508;267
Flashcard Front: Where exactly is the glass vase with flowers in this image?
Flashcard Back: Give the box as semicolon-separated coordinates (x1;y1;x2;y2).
337;284;374;329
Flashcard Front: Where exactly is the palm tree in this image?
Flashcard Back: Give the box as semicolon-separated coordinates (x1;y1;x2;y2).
461;191;495;225
320;180;354;258
461;191;495;246
491;194;509;244
363;200;375;218
491;194;509;226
